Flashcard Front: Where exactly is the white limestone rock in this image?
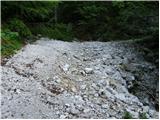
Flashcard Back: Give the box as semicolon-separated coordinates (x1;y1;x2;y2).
84;68;94;74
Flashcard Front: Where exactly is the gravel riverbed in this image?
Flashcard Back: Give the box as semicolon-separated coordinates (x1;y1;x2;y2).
1;38;159;118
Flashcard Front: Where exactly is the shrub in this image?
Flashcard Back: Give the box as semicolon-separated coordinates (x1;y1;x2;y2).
1;29;20;40
1;29;23;57
139;112;148;119
52;23;74;41
7;18;32;38
30;23;74;41
122;111;133;119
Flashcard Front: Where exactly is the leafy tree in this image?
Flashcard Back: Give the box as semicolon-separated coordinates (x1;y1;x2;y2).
1;1;159;41
7;18;32;38
2;1;58;22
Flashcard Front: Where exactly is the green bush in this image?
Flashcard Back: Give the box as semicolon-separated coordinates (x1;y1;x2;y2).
7;18;32;38
1;29;20;40
1;29;23;57
139;112;148;119
122;111;133;119
30;23;74;41
52;23;74;41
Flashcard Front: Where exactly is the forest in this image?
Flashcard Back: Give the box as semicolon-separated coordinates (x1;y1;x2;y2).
1;1;159;57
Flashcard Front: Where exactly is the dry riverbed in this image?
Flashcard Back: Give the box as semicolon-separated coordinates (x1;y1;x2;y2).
1;38;159;118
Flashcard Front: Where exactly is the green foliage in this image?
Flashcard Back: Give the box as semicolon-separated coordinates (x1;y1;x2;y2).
1;29;23;57
122;111;133;119
7;18;32;38
53;23;74;41
116;2;158;38
1;1;158;42
139;112;148;119
58;1;158;41
29;24;53;38
2;1;158;57
2;1;58;22
30;23;74;41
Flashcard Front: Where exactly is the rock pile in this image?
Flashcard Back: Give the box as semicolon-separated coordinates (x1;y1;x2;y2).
1;38;159;118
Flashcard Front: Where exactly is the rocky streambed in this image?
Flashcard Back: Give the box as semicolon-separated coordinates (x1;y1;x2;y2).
1;38;159;118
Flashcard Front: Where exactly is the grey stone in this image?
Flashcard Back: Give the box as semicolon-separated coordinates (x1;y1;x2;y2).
99;89;112;98
112;71;123;81
105;66;115;75
91;83;97;88
97;79;107;87
103;54;112;59
65;103;70;107
83;108;90;113
126;75;135;81
79;70;86;76
55;78;61;83
62;64;69;72
148;109;155;116
143;97;149;105
115;93;126;101
101;104;108;109
84;68;94;74
81;85;86;90
142;106;149;113
94;93;99;97
14;89;21;94
60;115;66;119
77;78;83;81
70;107;79;115
55;111;60;115
47;96;54;103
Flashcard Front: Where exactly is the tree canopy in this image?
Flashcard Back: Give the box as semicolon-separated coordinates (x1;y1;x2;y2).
2;1;158;40
1;1;159;56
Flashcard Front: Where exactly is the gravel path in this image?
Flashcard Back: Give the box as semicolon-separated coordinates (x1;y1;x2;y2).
1;38;159;118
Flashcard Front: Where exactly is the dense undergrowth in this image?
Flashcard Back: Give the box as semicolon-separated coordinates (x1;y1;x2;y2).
1;29;23;57
29;23;74;41
1;1;159;57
